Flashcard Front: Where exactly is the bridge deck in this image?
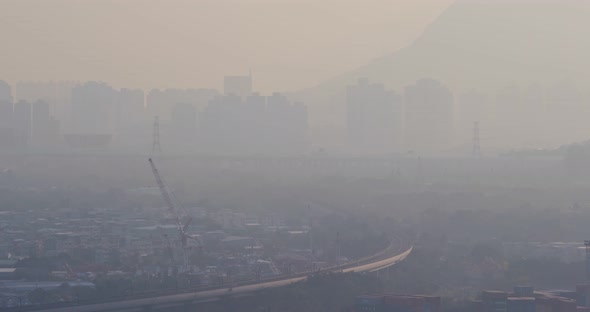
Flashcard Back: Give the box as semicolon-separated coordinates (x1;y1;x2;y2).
12;246;413;312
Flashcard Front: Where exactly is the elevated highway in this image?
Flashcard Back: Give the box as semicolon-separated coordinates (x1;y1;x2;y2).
11;245;413;312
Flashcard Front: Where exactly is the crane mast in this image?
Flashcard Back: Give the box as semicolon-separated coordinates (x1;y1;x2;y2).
148;158;189;246
149;158;176;218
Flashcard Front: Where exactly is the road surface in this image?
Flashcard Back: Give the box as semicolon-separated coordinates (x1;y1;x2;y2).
14;246;413;312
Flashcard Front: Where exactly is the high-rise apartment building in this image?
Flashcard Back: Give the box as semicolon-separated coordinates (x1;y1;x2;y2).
346;78;403;155
13;100;32;147
404;78;454;154
71;82;117;135
223;73;252;98
0;81;14;147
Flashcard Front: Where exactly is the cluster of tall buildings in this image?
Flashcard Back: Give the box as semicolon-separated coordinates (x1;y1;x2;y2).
456;81;590;150
199;92;307;155
0;81;62;148
0;76;459;156
5;74;583;156
346;78;454;155
0;75;308;154
346;77;590;155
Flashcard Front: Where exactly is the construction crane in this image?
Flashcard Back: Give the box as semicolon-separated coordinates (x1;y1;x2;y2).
148;158;193;247
148;158;203;271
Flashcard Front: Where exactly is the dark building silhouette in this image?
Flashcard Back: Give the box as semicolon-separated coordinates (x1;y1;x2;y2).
404;78;454;154
16;81;76;133
171;103;196;131
112;88;147;151
244;92;268;152
116;88;145;129
482;80;590;149
457;90;490;146
71;82;116;135
199;92;308;155
0;80;12;105
0;81;14;147
266;92;308;154
199;94;243;154
170;102;197;152
346;78;402;155
223;73;252;98
115;89;147;150
146;89;170;122
0;80;13;125
494;85;521;145
146;88;218;124
47;117;61;147
544;80;586;143
13;100;32;147
68;82;116;148
31;100;53;146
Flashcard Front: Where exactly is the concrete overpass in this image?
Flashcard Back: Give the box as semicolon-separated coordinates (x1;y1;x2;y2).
11;246;413;312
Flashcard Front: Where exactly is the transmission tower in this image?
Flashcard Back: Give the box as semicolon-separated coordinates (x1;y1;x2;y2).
152;116;162;154
472;121;481;158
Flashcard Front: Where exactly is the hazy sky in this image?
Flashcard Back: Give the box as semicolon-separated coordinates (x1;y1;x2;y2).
0;0;453;93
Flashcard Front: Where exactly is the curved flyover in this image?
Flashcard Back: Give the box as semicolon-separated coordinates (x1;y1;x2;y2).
343;246;413;273
15;246;413;312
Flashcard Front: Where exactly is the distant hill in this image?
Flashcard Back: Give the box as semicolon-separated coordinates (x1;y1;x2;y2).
296;0;590;130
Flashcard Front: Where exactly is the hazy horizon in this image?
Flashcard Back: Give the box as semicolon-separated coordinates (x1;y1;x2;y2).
3;2;590;310
0;0;453;93
3;0;590;154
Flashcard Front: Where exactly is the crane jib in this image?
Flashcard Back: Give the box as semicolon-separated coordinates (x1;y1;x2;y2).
148;158;189;245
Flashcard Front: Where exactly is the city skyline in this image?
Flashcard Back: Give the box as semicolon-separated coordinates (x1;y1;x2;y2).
3;74;590;155
3;1;590;310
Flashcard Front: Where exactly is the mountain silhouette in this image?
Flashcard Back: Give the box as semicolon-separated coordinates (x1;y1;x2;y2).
296;0;590;129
